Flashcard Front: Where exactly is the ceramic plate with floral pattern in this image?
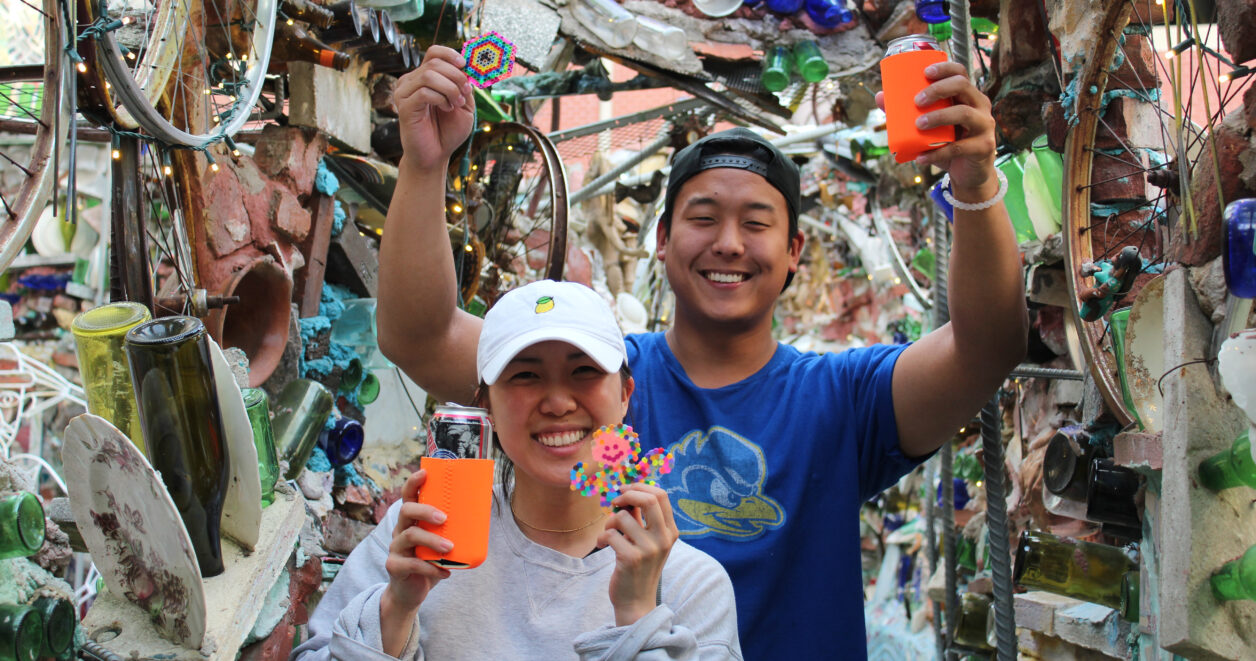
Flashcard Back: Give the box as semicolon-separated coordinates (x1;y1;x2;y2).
208;337;261;551
63;414;207;648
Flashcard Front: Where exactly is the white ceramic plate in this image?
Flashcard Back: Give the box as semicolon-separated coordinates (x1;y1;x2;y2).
1123;275;1166;432
62;414;207;648
1219;329;1256;426
207;337;261;550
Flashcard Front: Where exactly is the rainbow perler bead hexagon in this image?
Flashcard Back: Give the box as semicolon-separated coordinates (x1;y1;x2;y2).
462;32;516;88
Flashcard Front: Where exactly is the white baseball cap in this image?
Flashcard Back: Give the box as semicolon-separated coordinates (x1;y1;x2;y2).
477;280;627;386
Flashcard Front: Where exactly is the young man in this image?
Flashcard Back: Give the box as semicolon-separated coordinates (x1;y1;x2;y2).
365;46;1026;659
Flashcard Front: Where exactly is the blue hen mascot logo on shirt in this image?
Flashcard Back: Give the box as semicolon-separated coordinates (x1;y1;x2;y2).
656;426;785;540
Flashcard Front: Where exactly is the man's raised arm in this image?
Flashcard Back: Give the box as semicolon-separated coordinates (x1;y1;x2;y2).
886;62;1030;458
377;46;484;405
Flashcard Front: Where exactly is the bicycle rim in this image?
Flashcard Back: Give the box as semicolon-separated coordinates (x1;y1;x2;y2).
95;0;276;145
0;0;69;269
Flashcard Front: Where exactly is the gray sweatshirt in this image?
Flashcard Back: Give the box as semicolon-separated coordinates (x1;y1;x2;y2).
290;487;741;660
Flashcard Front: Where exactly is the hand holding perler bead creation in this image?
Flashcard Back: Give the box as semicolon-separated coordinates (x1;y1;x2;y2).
462;32;516;88
570;424;674;508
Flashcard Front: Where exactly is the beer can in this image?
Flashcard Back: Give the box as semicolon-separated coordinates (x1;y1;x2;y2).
428;404;493;459
884;34;942;58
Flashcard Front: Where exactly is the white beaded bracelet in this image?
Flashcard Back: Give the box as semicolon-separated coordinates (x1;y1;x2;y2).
939;168;1009;211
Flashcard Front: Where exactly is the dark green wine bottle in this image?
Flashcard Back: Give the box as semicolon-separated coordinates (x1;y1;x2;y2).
0;492;45;560
953;592;994;652
0;603;42;661
32;597;75;659
273;379;334;481
125;316;230;578
243;388;279;508
1013;529;1136;611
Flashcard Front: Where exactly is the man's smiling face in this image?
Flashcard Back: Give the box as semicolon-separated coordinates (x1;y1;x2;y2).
657;167;803;331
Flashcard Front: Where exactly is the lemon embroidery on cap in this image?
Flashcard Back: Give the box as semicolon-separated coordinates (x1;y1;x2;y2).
535;296;555;313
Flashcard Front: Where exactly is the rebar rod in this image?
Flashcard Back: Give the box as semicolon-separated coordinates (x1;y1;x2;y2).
980;396;1017;660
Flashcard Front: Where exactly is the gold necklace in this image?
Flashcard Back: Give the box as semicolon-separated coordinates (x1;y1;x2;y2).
510;494;605;534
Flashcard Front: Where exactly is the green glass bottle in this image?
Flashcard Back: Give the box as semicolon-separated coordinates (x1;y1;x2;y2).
243;388;280;508
0;493;45;560
125;316;230;578
953;592;994;652
1198;429;1256;491
760;46;790;93
1211;543;1256;602
0;603;42;661
1013;530;1136;610
357;371;380;406
71;302;152;453
1120;571;1140;622
273;379;334;481
792;39;829;84
32;597;74;660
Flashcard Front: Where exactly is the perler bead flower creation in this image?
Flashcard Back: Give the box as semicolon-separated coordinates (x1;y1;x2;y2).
462;32;516;88
570;424;674;508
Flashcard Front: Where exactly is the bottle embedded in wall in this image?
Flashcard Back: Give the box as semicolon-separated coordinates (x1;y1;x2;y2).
1013;529;1137;615
125;316;231;578
0;492;45;560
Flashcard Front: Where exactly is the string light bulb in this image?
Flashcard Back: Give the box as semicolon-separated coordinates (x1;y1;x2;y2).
225;135;241;157
76;61;87;73
481;123;492;132
451;203;463;213
1220;66;1253;83
464;243;474;252
1163;37;1194;59
161;150;173;176
206;151;219;172
913;175;922;184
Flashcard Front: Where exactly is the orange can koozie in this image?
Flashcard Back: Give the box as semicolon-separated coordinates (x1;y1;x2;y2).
416;456;495;569
880;39;956;164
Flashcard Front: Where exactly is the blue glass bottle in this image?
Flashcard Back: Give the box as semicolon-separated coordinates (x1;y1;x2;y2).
1224;198;1256;298
318;417;365;467
764;0;803;15
915;0;949;23
804;0;852;27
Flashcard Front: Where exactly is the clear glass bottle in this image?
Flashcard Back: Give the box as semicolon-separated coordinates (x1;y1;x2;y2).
125;316;230;578
571;0;638;49
243;388;280;507
32;597;75;660
273;379;335;480
0;603;42;661
1211;543;1256;602
1013;529;1136;610
71;302;152;453
281;0;334;28
632;15;687;60
0;492;45;560
760;46;791;93
1199;428;1256;491
792;39;829;83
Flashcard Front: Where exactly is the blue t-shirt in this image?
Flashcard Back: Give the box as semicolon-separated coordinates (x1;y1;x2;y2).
625;332;921;661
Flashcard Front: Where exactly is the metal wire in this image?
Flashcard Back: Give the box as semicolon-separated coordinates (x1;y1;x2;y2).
980;396;1017;660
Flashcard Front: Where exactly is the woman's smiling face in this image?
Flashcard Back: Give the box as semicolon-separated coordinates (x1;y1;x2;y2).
486;340;632;488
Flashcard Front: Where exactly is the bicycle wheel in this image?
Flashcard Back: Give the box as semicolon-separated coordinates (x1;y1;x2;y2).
108;135;204;318
449;122;568;306
0;0;69;269
92;0;276;145
1060;0;1254;426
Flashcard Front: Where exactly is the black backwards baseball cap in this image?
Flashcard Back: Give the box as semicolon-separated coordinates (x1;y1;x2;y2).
661;127;802;289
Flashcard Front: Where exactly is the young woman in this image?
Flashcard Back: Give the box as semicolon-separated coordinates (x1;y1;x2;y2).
292;280;740;660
